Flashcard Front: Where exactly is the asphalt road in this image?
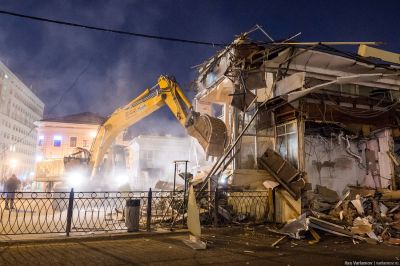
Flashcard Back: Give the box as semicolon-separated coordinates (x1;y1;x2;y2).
0;227;399;266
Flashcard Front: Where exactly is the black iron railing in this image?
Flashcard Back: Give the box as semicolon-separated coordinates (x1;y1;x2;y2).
0;192;69;234
0;189;270;235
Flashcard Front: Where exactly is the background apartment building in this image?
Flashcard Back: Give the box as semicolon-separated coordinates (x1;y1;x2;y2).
34;112;130;190
0;61;44;184
34;112;105;160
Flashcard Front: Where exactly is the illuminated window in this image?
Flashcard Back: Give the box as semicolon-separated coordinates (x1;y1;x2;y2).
70;137;77;147
36;155;43;162
53;135;62;147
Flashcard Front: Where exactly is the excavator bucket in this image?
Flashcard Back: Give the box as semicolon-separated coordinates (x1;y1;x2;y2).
186;112;228;157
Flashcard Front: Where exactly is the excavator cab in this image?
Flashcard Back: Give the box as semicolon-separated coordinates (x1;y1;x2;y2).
64;147;91;169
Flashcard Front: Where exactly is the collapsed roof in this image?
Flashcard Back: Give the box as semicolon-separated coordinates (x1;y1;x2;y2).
195;36;400;106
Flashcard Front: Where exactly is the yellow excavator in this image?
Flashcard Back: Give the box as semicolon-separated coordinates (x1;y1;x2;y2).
36;75;228;187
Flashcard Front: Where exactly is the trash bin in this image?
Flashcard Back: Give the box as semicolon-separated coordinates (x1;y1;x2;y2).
125;199;140;232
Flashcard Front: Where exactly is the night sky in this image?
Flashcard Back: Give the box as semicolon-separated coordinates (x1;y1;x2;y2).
0;0;399;136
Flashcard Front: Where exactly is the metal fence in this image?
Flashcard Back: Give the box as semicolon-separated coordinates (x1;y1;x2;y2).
0;189;270;235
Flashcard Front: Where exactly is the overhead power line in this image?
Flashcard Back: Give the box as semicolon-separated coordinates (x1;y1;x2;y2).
45;59;92;116
0;59;91;157
0;9;224;47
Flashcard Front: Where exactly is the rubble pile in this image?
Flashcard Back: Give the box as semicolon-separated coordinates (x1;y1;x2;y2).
278;185;400;245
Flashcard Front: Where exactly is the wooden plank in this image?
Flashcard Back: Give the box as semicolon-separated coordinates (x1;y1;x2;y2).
309;228;321;245
276;189;301;216
278;165;298;183
267;188;275;222
262;148;298;183
358;45;400;65
381;190;400;200
286;172;299;183
258;158;299;199
276;161;286;174
271;235;287;247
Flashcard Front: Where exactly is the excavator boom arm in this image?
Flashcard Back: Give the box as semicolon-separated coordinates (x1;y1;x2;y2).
89;76;197;178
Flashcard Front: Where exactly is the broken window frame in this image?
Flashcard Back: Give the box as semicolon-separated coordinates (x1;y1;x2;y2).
275;120;299;168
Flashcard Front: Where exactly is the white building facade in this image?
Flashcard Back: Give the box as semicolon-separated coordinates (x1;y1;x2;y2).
0;61;44;182
127;135;196;190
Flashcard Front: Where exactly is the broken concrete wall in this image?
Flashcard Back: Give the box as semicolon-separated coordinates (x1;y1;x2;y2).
229;169;274;189
305;135;365;196
304;128;395;196
196;79;235;105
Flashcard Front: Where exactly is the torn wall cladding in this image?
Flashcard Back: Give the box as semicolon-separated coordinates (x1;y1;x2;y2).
193;34;400;222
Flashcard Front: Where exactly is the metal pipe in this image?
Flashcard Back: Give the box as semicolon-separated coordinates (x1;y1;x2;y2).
184;161;188;192
254;106;258;168
200;108;261;191
341;134;363;164
199;98;289;192
255;24;274;42
173;162;177;194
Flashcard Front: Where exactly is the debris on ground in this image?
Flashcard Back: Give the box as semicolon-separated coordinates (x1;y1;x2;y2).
271;235;287;247
308;228;321;244
280;186;400;246
271;213;309;239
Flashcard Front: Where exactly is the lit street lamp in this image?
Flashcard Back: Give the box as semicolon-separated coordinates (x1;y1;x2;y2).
9;158;18;170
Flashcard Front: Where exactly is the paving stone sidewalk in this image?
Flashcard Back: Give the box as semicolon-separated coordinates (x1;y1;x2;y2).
0;228;399;265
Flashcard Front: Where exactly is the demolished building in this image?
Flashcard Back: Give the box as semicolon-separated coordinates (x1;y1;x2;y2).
193;33;400;228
